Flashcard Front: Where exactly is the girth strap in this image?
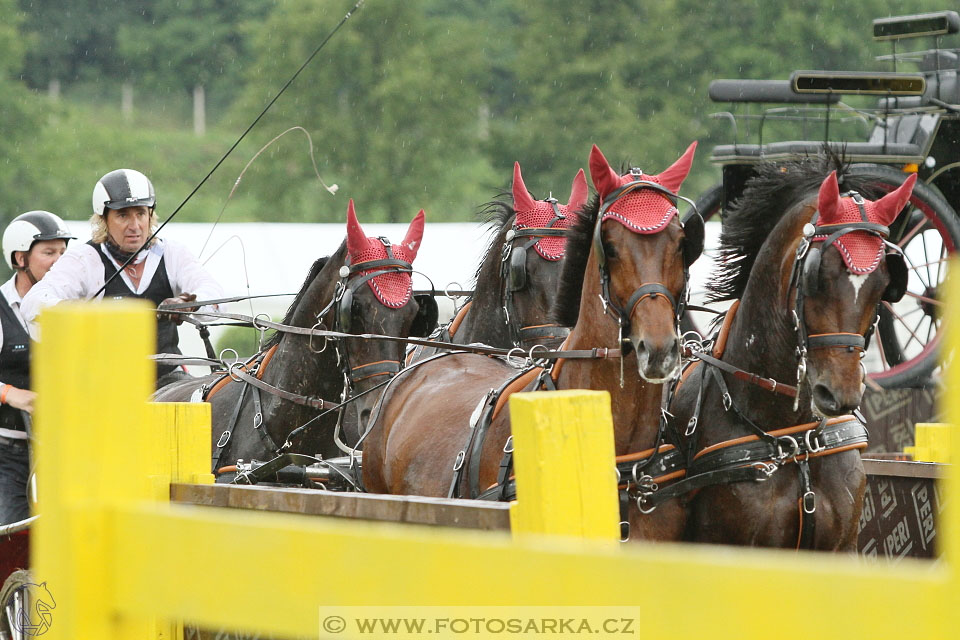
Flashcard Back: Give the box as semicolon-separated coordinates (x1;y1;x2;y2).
212;382;249;474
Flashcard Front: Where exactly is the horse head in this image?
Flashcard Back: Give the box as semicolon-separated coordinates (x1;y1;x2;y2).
505;162;587;347
586;142;700;382
797;171;915;416
340;200;435;425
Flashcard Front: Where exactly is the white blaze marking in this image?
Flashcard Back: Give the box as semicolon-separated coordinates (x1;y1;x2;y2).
848;273;869;302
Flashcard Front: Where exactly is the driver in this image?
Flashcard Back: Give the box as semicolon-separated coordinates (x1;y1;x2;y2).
21;169;224;388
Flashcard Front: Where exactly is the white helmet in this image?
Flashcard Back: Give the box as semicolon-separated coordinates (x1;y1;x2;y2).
92;168;156;216
2;210;75;270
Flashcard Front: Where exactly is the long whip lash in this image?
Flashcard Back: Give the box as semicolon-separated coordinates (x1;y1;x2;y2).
93;0;365;299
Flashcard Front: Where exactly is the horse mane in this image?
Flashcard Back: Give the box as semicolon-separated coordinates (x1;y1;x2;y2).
263;250;335;349
473;194;516;286
550;193;599;326
707;150;880;303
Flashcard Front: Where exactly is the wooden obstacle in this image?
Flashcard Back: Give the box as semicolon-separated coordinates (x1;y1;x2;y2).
29;288;960;638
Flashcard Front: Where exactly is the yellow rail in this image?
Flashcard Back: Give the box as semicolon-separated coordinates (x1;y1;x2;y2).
28;289;960;638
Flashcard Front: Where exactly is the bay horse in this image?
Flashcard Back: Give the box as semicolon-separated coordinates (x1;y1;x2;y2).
364;142;704;542
411;163;587;361
155;200;437;476
667;158;914;550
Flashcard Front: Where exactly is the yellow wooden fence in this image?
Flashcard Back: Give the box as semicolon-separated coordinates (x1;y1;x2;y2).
29;294;960;638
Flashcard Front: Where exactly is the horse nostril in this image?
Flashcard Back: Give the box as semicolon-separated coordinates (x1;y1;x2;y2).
812;384;839;414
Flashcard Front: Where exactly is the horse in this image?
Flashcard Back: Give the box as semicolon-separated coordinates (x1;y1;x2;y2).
363;142;704;542
410;163;588;362
667;157;915;550
154;200;437;478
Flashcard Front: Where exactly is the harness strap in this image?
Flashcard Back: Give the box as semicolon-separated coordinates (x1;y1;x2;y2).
249;385;281;456
212;382;249;474
349;359;402;383
230;366;338;410
796;458;816;550
689;350;797;398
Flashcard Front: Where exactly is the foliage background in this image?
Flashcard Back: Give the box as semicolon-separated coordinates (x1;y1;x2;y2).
2;0;949;236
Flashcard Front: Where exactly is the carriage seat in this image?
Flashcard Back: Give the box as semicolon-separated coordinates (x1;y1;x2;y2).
711;140;925;165
709;79;840;104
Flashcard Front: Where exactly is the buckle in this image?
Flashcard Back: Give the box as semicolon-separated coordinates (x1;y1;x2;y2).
685;416;698;437
802;490;817;514
776;435;799;461
216;430;231;448
503;435;514;454
452;450;466;472
804;429;826;454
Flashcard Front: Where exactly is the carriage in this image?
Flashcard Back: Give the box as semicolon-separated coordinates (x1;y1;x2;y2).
686;9;960;389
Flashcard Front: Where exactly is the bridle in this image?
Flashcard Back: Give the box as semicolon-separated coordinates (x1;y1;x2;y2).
788;191;906;410
591;172;705;351
499;199;571;348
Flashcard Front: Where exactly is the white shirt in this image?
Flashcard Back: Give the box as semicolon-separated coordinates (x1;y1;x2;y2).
21;238;224;335
0;275;29;440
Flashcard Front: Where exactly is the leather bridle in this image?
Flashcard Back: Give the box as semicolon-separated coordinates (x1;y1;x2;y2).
591;174;704;351
499;199;571;348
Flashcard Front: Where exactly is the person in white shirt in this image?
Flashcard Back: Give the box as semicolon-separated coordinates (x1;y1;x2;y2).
21;168;224;390
0;210;72;524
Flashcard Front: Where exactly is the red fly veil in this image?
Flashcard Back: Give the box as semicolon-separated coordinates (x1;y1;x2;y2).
345;199;424;307
816;171;916;274
512;163;588;260
589;142;697;234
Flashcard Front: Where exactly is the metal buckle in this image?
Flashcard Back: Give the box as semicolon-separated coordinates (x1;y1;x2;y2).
752;461;778;478
620;521;630;542
804;429;826;454
635;493;657;515
503;435;514;454
216;430;231;448
685;416;698;437
722;393;732;412
253;413;264;430
776;435;800;461
452;450;466;472
802;490;817;514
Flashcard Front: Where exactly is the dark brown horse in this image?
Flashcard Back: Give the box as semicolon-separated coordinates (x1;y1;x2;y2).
416;163;588;357
364;142;702;541
155;201;436;475
668;158;915;550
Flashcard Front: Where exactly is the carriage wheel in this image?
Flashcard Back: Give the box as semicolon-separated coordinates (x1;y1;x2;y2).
847;164;960;388
1;569;32;640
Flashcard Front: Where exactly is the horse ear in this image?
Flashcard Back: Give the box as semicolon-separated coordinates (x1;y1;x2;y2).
588;144;622;200
817;171;840;222
402;209;425;261
873;173;917;226
567;168;588;212
346;199;370;258
512;162;536;212
657;141;697;193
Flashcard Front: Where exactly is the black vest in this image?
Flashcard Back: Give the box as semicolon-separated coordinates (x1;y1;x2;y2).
0;289;30;432
89;241;181;377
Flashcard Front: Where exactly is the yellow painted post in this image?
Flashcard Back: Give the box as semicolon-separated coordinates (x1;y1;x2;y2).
943;262;960;579
174;402;214;485
508;390;619;542
32;301;155;639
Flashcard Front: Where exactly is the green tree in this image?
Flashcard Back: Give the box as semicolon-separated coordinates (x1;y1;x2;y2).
0;0;42;277
234;0;498;223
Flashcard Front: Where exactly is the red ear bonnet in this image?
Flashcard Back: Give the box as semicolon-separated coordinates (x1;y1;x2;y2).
814;171;916;274
344;200;421;308
512;164;587;261
591;142;698;235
